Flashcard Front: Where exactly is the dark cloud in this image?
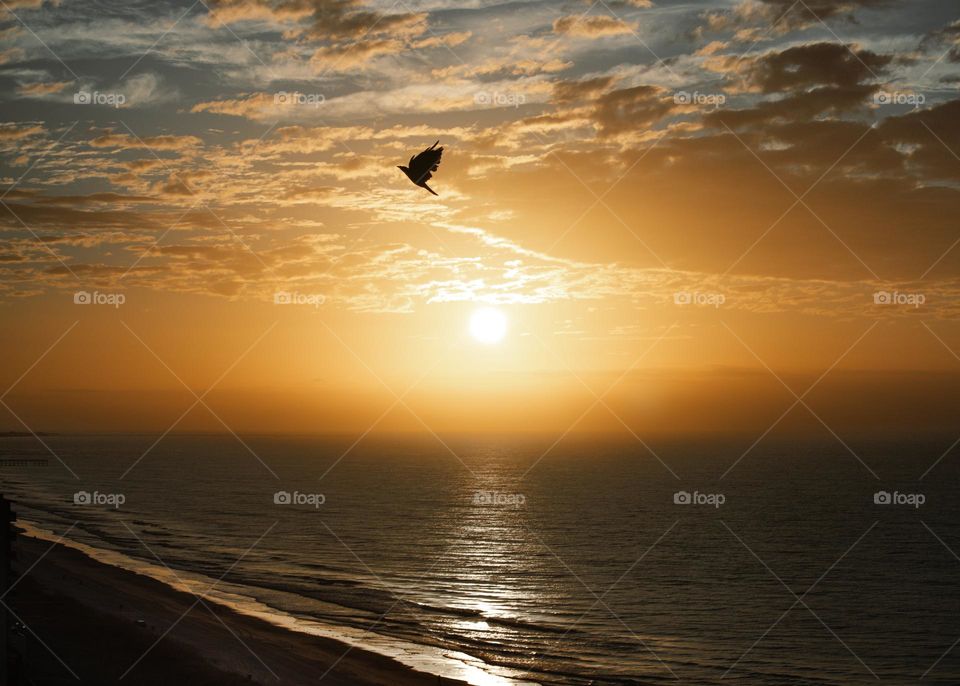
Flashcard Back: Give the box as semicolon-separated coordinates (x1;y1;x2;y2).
757;0;891;24
699;43;890;132
705;84;878;128
921;19;960;63
304;0;426;39
740;42;891;93
592;85;677;136
206;0;426;40
700;0;895;41
876;99;960;180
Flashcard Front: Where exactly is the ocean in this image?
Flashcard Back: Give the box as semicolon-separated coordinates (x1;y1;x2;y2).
2;432;959;685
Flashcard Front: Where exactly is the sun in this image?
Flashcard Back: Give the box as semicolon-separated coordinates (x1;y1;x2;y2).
469;307;508;345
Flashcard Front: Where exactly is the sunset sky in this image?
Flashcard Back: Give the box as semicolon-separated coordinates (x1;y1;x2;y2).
1;0;960;436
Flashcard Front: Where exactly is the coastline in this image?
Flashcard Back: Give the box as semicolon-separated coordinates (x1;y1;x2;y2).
8;528;483;685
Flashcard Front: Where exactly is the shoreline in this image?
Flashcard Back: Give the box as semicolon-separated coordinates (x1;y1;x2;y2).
7;525;500;685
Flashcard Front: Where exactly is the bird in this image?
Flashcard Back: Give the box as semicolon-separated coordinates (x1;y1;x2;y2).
398;141;443;196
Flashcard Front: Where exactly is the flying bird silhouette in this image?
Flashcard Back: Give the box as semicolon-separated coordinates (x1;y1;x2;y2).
398;141;443;196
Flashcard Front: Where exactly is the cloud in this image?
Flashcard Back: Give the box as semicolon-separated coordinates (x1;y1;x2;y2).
205;0;428;42
553;76;616;104
754;0;891;25
2;0;959;330
0;47;25;64
592;85;678;135
191;92;278;120
0;122;45;140
876;99;960;181
304;5;426;41
16;80;73;97
700;0;894;41
922;19;960;63
707;84;878;128
122;72;181;107
13;209;960;319
309;29;472;72
707;42;891;93
68;73;179;109
413;31;471;50
89;132;203;151
1;0;47;9
553;15;637;38
192;78;554;121
310;38;405;70
430;34;569;80
692;41;894;129
432;57;571;80
695;40;729;56
202;0;314;25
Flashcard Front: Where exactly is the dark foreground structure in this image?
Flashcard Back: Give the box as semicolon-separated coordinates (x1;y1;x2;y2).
1;495;24;685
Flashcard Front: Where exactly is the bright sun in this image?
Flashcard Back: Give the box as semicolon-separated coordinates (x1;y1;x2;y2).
469;307;508;344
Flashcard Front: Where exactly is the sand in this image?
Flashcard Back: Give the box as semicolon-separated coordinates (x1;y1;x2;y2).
6;533;470;685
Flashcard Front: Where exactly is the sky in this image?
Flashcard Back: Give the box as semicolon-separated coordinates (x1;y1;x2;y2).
1;0;960;437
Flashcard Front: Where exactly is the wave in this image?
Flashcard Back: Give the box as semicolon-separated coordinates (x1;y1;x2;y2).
16;518;542;686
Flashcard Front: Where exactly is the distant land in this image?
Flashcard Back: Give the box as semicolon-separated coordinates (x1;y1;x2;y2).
0;431;55;438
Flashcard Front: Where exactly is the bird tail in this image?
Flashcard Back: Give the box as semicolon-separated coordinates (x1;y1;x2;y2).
422;182;438;196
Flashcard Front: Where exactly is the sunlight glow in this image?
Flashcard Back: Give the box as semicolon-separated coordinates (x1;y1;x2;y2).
469;307;507;345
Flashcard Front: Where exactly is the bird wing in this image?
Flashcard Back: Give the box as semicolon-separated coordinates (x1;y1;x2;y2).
409;142;443;184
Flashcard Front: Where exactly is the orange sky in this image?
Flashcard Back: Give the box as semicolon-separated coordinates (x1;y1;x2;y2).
1;0;960;437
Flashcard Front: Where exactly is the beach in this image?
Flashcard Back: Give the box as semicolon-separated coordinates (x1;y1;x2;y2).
7;532;469;685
